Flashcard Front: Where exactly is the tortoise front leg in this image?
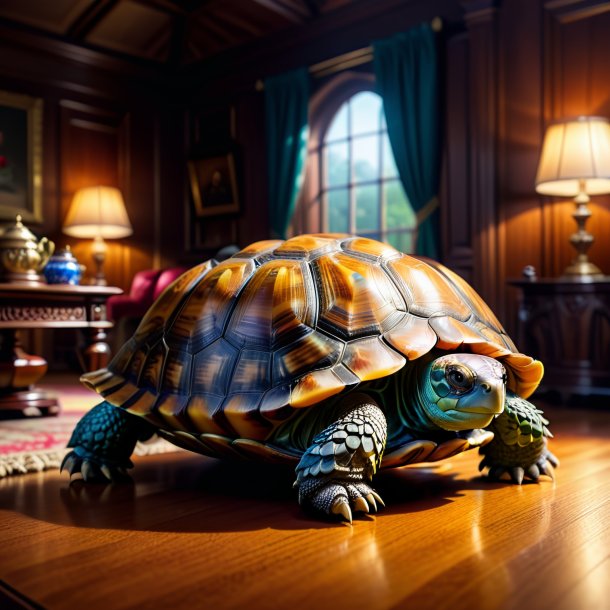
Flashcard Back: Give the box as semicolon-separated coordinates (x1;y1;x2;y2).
295;394;387;523
61;401;156;482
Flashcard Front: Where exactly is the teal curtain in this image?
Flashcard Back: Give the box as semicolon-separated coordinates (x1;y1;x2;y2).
373;23;440;258
265;68;309;239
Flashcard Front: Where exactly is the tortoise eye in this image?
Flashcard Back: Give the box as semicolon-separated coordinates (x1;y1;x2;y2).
445;365;475;394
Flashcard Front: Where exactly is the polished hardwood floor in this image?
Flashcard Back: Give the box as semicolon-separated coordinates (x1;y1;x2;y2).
0;400;608;610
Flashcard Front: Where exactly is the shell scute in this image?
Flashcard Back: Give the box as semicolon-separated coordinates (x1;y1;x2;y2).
165;259;255;353
290;367;349;408
272;330;343;385
123;389;157;416
231;349;271;393
235;240;283;259
273;234;338;259
314;251;405;340
343;337;406;381
387;256;471;321
133;261;214;343
138;340;167;393
383;314;438;360
155;394;190;431
420;258;506;334
225;259;316;350
222;393;271;439
161;348;192;394
341;236;401;261
259;384;293;421
186;394;226;435
191;338;239;396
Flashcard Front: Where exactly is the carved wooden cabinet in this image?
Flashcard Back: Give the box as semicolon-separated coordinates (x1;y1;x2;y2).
511;279;610;399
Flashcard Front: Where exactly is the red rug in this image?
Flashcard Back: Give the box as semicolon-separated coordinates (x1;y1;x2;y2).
0;375;179;479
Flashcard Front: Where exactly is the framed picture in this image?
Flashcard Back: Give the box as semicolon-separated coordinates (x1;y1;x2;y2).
188;153;239;217
0;90;43;223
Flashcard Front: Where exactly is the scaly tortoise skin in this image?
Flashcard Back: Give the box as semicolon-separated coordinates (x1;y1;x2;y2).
64;234;557;522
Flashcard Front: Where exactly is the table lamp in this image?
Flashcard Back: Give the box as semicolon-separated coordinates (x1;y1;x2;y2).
535;115;610;279
63;186;133;285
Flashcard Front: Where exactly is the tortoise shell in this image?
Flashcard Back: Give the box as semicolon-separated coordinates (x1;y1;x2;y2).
82;234;542;460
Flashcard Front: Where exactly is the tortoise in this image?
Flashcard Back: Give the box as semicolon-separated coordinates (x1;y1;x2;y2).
63;234;558;522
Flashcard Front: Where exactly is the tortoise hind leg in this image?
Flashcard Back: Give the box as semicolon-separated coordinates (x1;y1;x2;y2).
479;391;559;484
295;394;387;523
61;401;156;483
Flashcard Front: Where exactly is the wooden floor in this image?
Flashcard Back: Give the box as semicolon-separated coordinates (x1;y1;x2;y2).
0;401;608;610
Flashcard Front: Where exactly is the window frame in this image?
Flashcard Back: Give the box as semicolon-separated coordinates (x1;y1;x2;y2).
291;71;415;251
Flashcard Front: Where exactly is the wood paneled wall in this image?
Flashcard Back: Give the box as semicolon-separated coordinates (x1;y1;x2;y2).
441;0;610;332
501;0;610;329
0;26;185;292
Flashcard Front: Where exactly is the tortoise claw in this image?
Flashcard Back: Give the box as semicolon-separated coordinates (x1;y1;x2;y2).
370;490;385;508
353;496;369;514
297;479;384;523
331;498;353;523
511;466;525;485
527;464;540;480
365;494;377;512
61;450;132;484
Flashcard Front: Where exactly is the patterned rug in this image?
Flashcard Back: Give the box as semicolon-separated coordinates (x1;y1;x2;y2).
0;374;179;479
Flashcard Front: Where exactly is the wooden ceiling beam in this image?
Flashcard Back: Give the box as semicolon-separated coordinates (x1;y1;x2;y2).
130;0;187;16
209;10;266;38
67;0;119;39
250;0;307;23
195;14;243;46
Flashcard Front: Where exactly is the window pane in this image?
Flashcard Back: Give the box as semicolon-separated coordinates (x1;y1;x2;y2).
326;188;350;233
324;141;349;187
384;181;415;228
352;135;379;183
326;102;348;143
382;134;399;179
355;184;379;232
387;231;414;254
350;92;381;136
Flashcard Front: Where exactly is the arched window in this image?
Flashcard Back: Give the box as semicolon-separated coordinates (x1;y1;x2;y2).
293;77;416;253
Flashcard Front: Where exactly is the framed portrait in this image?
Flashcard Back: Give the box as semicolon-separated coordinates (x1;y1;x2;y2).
188;153;239;217
0;90;43;223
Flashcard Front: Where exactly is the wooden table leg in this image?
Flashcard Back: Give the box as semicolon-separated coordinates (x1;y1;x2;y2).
0;330;60;418
82;327;112;372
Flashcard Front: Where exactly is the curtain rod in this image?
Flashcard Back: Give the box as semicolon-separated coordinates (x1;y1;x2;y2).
255;17;442;91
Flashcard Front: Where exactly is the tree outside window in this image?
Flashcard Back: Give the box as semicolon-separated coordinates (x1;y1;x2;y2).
318;90;416;252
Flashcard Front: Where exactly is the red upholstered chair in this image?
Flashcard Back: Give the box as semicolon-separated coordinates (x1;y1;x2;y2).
106;269;162;322
153;267;189;300
107;266;188;349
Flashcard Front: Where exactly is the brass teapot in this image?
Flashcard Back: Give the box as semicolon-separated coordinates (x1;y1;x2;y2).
0;215;55;283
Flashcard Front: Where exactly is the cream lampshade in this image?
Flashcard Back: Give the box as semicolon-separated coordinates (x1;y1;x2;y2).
63;186;133;285
535;116;610;278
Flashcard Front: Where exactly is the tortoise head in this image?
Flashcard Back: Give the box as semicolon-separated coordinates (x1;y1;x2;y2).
422;353;507;431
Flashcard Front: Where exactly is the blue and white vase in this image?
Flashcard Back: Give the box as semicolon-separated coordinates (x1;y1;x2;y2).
43;246;82;285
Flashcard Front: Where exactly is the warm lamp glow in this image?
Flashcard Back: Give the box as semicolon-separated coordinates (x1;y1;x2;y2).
63;186;133;239
63;186;132;285
535;116;610;278
536;117;610;196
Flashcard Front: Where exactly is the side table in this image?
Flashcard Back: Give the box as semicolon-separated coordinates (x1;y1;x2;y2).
0;283;122;416
510;278;610;399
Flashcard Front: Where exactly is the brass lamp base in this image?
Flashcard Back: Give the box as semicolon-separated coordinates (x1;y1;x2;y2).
561;191;605;280
562;258;604;279
91;236;108;286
